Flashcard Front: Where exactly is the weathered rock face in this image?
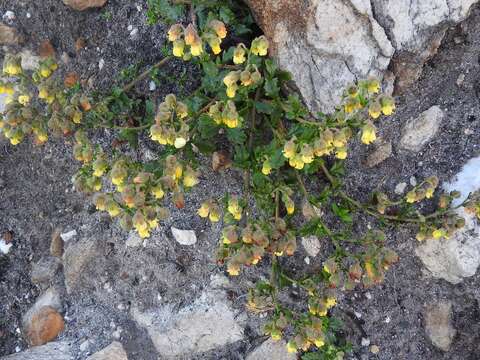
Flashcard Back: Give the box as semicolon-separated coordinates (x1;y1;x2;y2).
85;342;128;360
0;23;22;45
246;0;479;112
1;342;72;360
131;277;245;358
62;0;107;11
246;339;295;360
424;301;456;351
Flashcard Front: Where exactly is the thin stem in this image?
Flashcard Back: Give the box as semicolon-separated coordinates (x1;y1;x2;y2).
122;56;172;93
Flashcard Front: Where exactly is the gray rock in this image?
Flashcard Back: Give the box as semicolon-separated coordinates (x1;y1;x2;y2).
63;237;101;293
19;49;40;71
171;227;197;246
125;232;143;247
415;208;480;284
247;1;478;112
62;0;107;11
424;301;456;351
246;339;295;360
0;342;72;359
399;106;444;152
301;235;321;257
31;257;61;287
85;342;128;360
22;287;63;329
366;141;392;168
132;286;244;358
0;23;22;45
394;182;407;195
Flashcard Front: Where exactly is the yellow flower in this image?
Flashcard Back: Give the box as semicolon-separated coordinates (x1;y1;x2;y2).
167;24;183;42
325;296;336;309
208;37;221;55
251;36;269;56
72;111;82;124
106;201;121;217
174;137;187;149
368;101;382;119
425;187;434;199
209;20;227;39
289;154;304;170
183;167;199;187
261;160;272;175
173;39;185;57
111;167;127;186
226;84;238;98
209;207;220;222
283;139;296;159
37;132;48;143
286;341;297;353
361;122;376;145
335;147;347;160
92;159;108;177
223;71;240;88
3;56;22;76
301;144;314;164
197;203;210;218
152;185;165;199
381;96;395;115
18;95;30;106
40;67;52;78
227;261;240;276
314;338;325;348
184;24;197;46
94;194;107;211
150;124;167;145
233;44;246;64
38;87;49;99
367;78;380;94
137;228;150;238
223;115;239;128
406;190;416;203
174;164;183;180
344;98;357;113
190;40;203;57
432;229;445;239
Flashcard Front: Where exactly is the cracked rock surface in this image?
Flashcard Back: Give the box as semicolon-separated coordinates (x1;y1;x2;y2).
247;0;479;112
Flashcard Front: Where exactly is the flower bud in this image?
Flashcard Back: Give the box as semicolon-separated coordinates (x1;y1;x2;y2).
233;44;246;64
168;24;183;42
250;36;269;56
209;20;227;39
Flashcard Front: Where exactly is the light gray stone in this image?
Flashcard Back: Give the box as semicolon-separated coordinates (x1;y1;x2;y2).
424;301;456;351
399;106;444;152
246;339;295;360
85;342;128;360
31;257;61;287
416;208;480;284
366;141;392;168
394;182;407;195
247;0;479;112
0;23;22;45
0;342;72;359
19;49;40;71
125;232;143;247
132;286;244;358
301;236;321;257
171;227;197;246
63;237;100;293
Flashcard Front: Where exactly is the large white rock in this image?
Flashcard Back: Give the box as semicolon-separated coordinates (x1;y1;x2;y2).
247;0;479;112
399;106;444;152
246;339;296;360
0;342;72;360
416;156;480;284
86;342;128;360
131;285;244;358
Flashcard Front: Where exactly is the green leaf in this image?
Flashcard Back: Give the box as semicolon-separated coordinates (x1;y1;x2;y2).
264;78;280;98
331;203;352;223
265;59;278;76
226;127;246;145
197;114;218;139
118;129;138;149
255;101;274;114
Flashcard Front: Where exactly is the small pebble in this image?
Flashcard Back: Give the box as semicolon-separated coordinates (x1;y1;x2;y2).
130;28;139;38
3;11;15;21
385;316;391;323
127;25;133;31
60;230;77;242
361;338;371;347
394;182;407;195
456;73;465;87
365;292;372;300
99;59;105;70
149;81;156;91
464;128;474;135
26;13;31;18
15;346;21;353
354;311;362;318
370;345;380;354
304;257;310;265
409;176;417;186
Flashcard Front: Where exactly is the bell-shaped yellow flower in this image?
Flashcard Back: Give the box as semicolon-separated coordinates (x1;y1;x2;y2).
361;122;376;145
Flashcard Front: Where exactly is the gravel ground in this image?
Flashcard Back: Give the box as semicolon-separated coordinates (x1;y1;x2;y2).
0;1;480;360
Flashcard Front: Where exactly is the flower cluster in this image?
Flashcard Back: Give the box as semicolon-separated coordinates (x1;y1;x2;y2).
208;100;242;128
218;218;297;276
405;176;439;203
223;65;262;98
150;94;190;148
168;20;227;58
198;199;221;222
